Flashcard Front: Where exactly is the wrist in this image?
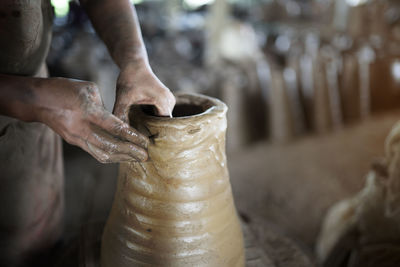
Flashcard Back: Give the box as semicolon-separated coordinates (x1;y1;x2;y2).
116;46;150;70
28;77;67;124
26;77;50;123
119;58;154;79
0;75;43;122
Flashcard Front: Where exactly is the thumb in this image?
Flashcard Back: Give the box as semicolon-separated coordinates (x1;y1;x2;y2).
154;92;176;117
112;98;129;123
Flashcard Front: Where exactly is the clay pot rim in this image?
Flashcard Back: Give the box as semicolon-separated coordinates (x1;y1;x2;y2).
137;93;227;121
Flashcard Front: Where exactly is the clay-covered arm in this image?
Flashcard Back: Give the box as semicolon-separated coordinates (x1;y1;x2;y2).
80;0;175;120
0;74;148;162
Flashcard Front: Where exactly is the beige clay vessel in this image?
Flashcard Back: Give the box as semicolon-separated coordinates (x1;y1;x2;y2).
101;93;245;267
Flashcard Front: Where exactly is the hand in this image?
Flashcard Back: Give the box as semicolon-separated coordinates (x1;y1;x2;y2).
113;63;176;122
35;77;149;163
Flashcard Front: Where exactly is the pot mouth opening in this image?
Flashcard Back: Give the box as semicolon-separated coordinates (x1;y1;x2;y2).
129;94;224;122
141;103;208;118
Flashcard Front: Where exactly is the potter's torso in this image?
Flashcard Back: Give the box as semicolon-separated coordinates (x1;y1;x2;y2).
0;0;53;76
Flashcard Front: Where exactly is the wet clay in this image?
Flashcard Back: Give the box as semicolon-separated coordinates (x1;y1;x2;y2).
101;93;245;267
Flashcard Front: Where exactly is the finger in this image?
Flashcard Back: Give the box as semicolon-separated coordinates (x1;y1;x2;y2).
87;130;148;162
103;115;149;148
84;141;142;163
78;139;113;163
113;95;130;123
91;111;149;148
154;90;176;117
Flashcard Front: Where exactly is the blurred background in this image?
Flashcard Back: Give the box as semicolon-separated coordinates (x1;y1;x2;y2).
50;0;400;266
49;0;400;149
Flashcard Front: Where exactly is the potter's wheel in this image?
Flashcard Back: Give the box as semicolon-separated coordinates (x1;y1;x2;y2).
52;220;314;267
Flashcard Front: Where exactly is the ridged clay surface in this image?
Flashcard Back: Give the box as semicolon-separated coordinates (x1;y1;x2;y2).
101;93;245;267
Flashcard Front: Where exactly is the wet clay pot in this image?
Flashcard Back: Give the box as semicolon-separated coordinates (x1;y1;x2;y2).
101;93;245;267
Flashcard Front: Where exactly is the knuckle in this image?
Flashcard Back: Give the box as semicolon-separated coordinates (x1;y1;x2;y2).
102;141;118;154
85;81;98;91
79;82;100;99
112;123;125;135
108;145;118;154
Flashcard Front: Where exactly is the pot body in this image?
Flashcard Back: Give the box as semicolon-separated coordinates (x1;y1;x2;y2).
101;94;244;267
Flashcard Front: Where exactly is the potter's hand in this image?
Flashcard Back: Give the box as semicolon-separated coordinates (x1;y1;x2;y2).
113;63;176;122
36;78;149;163
79;0;174;120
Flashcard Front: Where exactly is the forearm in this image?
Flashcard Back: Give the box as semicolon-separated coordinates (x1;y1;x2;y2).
79;0;175;118
0;74;41;122
80;0;149;69
0;75;81;124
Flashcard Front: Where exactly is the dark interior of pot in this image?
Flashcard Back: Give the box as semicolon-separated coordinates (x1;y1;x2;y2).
141;98;213;118
172;104;205;117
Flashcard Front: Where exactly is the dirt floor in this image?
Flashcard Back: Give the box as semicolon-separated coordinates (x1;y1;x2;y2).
62;110;400;264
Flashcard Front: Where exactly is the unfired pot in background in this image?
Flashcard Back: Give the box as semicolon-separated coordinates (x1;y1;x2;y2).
101;93;244;266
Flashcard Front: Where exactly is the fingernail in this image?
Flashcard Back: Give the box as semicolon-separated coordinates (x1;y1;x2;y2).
140;136;150;148
138;152;148;162
131;148;148;162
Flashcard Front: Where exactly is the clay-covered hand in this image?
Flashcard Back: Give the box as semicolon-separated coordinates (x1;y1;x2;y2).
113;63;176;122
35;77;149;163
